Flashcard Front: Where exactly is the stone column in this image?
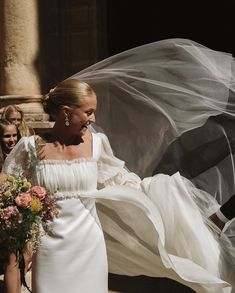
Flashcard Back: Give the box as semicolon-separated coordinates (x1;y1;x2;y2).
0;0;41;95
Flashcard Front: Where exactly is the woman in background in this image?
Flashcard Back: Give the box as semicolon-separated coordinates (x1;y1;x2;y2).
0;119;32;293
0;119;18;171
0;119;21;293
1;105;34;140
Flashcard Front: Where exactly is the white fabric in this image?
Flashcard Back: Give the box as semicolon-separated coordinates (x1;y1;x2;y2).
70;38;235;178
3;133;235;293
70;38;235;243
4;135;108;293
216;208;230;224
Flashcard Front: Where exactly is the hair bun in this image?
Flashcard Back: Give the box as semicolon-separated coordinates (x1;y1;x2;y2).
41;93;51;115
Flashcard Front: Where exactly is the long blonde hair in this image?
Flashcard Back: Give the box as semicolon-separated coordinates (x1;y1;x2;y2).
1;105;34;137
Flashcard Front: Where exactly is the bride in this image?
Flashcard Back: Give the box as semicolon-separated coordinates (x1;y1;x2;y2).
2;38;235;293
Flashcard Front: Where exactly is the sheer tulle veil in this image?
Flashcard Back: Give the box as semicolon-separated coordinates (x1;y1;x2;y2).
69;38;235;234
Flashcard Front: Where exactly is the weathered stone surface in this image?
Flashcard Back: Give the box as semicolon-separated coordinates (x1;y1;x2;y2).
0;0;41;95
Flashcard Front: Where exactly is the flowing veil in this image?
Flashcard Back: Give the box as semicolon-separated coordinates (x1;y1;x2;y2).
68;38;235;290
70;38;235;188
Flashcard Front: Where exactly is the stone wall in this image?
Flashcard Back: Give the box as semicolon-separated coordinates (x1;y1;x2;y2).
0;0;107;132
0;0;41;95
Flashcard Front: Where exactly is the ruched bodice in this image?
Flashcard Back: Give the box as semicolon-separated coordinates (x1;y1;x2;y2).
35;158;98;194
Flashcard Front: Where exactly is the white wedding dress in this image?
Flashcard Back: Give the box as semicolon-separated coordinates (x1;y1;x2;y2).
3;132;235;293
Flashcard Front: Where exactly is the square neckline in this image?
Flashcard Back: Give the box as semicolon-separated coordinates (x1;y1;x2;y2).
33;133;100;164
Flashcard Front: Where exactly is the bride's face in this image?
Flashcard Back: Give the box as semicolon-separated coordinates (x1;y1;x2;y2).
69;93;97;136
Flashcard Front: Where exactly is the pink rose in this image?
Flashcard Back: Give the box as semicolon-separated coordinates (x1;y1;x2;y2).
30;186;46;200
15;192;32;208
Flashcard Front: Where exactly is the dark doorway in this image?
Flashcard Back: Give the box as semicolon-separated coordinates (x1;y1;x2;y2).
106;1;234;56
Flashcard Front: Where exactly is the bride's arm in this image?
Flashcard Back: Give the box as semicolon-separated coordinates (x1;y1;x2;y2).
97;133;141;189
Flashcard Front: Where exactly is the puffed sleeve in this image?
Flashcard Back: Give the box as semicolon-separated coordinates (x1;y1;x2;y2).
96;133;141;189
2;136;35;177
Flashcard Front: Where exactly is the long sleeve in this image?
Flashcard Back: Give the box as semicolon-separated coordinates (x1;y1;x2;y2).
96;133;141;189
2;136;35;178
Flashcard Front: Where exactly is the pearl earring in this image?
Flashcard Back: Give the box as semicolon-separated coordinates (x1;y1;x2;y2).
65;116;70;126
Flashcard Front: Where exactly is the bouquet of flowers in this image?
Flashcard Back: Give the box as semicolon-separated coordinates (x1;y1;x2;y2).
0;174;58;263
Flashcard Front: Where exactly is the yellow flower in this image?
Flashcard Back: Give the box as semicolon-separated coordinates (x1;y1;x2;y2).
10;182;17;190
22;178;31;191
7;175;15;183
29;196;43;213
4;189;12;197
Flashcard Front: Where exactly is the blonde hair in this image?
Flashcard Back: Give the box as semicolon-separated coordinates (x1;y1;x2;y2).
42;79;95;119
1;104;34;137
